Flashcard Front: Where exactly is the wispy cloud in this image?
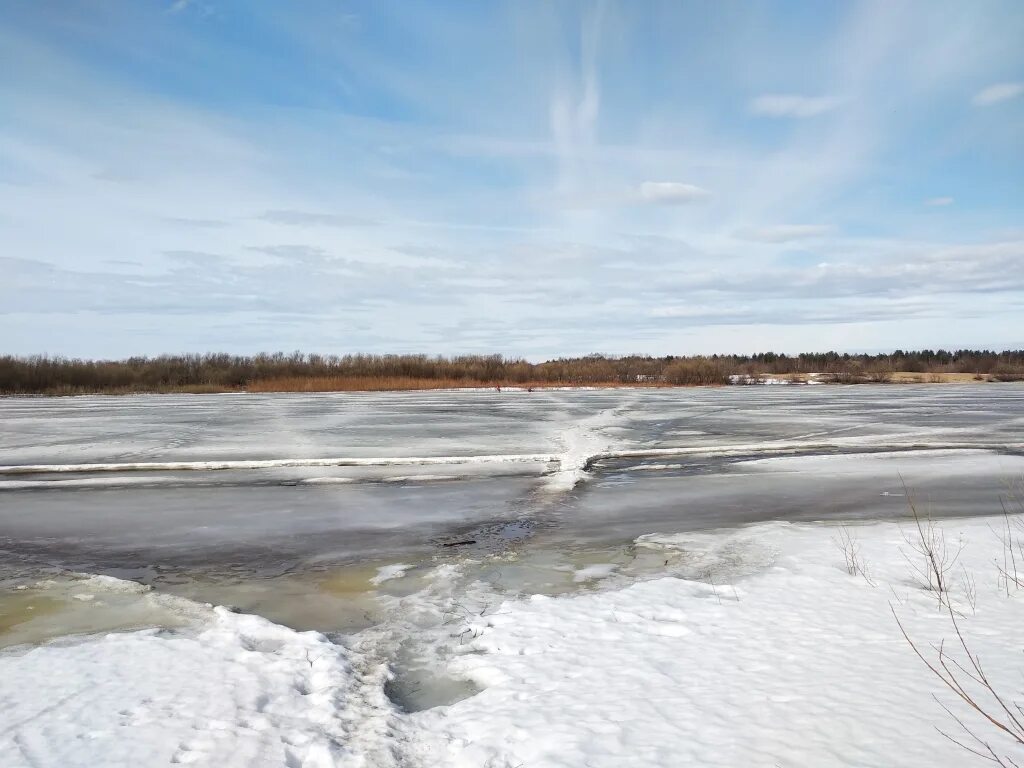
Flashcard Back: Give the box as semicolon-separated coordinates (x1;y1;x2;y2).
749;94;842;118
259;210;377;228
973;82;1024;106
637;182;711;205
739;225;831;243
549;2;605;204
925;196;954;207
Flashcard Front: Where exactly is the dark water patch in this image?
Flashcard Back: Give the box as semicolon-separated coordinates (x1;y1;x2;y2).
383;658;482;713
433;518;539;556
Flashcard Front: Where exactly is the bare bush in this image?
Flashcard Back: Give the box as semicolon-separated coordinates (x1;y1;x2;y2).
899;483;963;606
865;365;894;383
895;484;1024;765
662;357;729;386
960;565;978;615
833;524;876;586
894;602;1024;766
993;502;1024;595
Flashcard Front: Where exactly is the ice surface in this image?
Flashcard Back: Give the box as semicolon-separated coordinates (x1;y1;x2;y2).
3;384;1022;471
0;573;203;649
3;385;1023;571
3;386;1024;766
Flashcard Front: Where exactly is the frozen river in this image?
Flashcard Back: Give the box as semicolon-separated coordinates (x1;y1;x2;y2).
1;385;1023;575
2;385;1024;767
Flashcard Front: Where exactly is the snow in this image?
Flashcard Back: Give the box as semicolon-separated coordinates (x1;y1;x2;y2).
0;453;558;475
621;462;684;471
594;441;1024;465
0;604;393;768
544;399;639;491
380;474;464;484
728;374;792;385
572;563;618;582
4;517;1024;767
370;564;412;585
402;517;1024;767
0;475;199;490
733;449;1024;484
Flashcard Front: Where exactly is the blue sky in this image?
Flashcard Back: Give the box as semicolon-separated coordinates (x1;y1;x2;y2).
1;1;1022;358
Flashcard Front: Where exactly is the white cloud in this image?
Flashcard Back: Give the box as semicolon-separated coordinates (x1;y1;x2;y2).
740;224;831;243
259;210;377;227
925;196;954;207
973;82;1024;106
648;304;751;319
637;181;711;205
749;94;842;118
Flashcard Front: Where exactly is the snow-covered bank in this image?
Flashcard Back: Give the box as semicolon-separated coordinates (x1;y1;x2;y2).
404;517;1024;767
4;516;1024;768
0;603;394;768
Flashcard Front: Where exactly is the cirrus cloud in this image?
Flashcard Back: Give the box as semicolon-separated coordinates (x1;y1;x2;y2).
749;94;842;118
739;224;831;243
973;82;1024;106
637;181;711;205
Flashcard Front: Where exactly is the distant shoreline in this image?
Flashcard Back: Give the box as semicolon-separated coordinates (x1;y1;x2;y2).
3;351;1022;396
2;371;1020;397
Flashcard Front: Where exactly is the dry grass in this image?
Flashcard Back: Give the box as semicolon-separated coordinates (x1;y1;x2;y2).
247;376;491;392
29;383;235;396
891;372;992;384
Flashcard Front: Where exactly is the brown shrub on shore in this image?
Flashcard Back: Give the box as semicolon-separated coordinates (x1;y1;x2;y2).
662;357;728;385
1;350;1022;395
247;376;492;392
247;376;676;392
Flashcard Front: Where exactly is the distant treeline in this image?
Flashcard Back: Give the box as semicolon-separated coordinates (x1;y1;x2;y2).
1;350;1023;394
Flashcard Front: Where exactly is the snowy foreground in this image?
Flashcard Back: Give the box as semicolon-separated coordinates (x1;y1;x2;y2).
4;516;1024;768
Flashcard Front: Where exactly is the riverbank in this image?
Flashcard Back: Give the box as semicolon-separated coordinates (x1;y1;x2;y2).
4;351;1022;395
2;371;1021;396
4;515;1024;767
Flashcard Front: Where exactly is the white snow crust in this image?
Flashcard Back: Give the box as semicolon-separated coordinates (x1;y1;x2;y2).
370;564;412;585
0;606;392;768
403;518;1024;767
5;517;1024;768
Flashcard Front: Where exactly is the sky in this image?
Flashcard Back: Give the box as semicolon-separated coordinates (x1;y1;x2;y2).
1;1;1023;359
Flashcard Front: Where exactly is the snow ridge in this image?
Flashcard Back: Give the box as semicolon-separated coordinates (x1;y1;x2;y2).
0;579;399;768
